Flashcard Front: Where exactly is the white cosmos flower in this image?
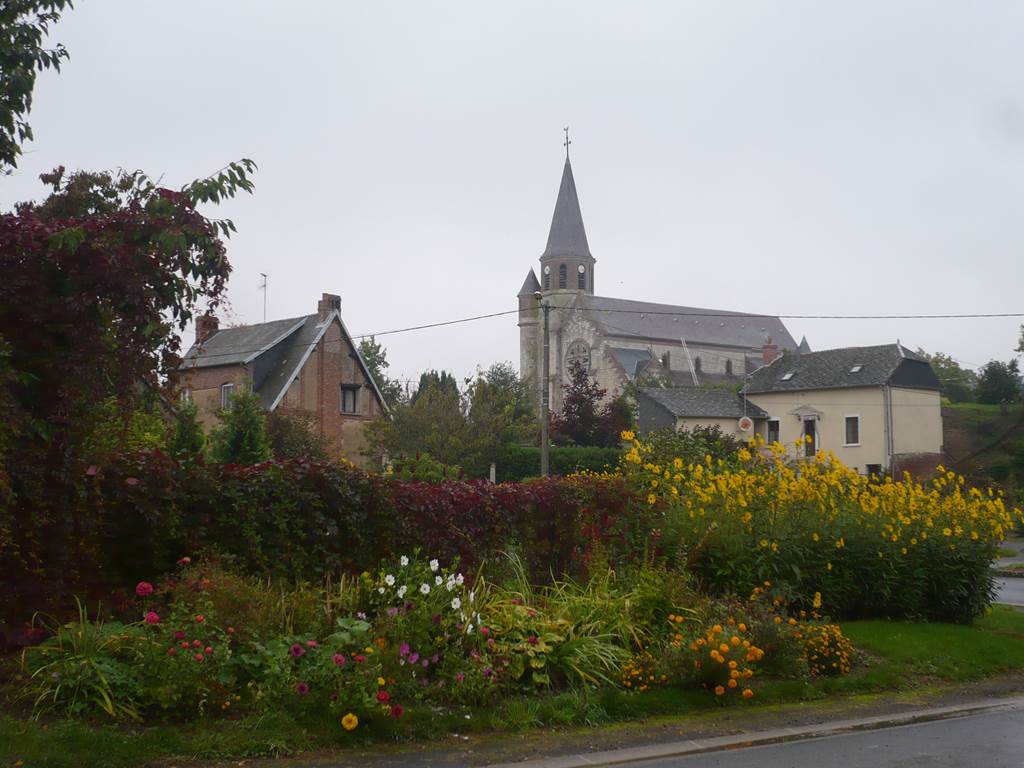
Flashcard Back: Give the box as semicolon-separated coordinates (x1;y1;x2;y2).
466;622;473;634
429;559;439;572
451;597;462;610
397;585;408;598
377;587;385;594
435;575;443;586
456;573;464;585
400;555;409;567
384;574;395;586
446;579;455;592
420;583;431;595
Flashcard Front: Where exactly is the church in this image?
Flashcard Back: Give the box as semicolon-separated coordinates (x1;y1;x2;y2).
517;150;805;413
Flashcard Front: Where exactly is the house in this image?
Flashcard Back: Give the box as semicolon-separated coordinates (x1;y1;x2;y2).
743;343;943;475
516;150;804;412
635;343;944;476
177;293;387;465
637;387;768;439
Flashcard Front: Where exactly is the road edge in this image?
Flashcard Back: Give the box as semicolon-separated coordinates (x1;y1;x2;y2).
484;695;1024;768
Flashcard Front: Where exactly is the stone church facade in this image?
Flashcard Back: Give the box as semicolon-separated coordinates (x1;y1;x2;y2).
518;155;805;413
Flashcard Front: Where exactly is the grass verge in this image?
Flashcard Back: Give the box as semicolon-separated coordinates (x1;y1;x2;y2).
3;607;1024;768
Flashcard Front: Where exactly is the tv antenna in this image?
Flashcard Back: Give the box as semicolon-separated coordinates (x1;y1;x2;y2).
259;273;268;322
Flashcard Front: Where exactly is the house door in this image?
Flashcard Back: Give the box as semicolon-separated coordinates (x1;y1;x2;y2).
803;419;816;457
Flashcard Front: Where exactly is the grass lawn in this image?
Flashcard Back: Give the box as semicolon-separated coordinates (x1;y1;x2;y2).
997;546;1019;558
3;607;1024;768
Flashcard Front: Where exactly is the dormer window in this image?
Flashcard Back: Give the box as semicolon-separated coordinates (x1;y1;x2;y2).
849;364;863;373
780;372;795;381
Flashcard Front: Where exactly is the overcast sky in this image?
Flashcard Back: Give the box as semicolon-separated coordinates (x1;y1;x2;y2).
5;1;1023;384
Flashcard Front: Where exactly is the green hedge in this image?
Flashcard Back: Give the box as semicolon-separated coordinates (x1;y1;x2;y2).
493;445;620;482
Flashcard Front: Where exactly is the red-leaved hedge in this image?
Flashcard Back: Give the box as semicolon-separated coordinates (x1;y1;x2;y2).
2;452;641;629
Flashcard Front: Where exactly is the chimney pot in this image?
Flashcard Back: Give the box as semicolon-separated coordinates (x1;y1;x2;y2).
195;313;220;345
318;293;341;320
762;339;780;366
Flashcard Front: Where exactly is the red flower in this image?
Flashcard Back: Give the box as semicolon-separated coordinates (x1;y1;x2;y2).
527;635;538;645
194;652;205;662
305;640;318;648
135;582;154;597
144;611;160;625
173;630;186;640
177;556;192;567
390;705;405;718
192;639;202;648
179;641;189;649
226;627;235;635
376;690;390;703
354;654;366;663
480;626;490;636
194;614;205;623
204;646;213;654
295;682;310;695
167;647;177;656
289;643;306;658
332;653;346;667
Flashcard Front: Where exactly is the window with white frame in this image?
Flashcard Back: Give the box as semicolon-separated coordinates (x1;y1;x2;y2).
220;382;234;410
341;384;359;414
844;415;860;446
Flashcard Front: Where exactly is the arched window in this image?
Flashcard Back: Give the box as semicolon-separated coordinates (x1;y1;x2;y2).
578;265;586;289
543;272;550;290
558;264;567;289
567;340;590;372
693;356;702;373
725;359;733;376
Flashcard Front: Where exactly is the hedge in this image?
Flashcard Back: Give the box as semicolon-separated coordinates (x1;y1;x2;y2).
1;452;639;628
493;445;620;482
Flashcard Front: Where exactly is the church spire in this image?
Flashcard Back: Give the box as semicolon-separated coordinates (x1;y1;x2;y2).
541;153;592;261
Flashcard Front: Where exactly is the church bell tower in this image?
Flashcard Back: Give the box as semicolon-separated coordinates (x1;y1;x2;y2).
537;129;595;294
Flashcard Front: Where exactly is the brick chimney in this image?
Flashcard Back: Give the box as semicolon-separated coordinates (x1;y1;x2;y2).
195;313;220;345
318;293;341;321
762;336;779;366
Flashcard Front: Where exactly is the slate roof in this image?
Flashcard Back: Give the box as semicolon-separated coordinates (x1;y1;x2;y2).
745;344;940;394
583;294;798;351
181;311;388;413
608;346;653;378
181;315;308;369
541;158;592;260
639;387;769;419
517;268;541;297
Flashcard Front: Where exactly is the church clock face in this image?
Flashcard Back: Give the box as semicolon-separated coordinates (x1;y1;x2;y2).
567;340;590;372
543;265;551;275
577;264;585;274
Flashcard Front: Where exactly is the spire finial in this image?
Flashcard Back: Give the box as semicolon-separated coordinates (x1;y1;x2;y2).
563;126;571;159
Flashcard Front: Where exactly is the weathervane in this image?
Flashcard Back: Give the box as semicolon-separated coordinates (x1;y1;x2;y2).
563;126;571;159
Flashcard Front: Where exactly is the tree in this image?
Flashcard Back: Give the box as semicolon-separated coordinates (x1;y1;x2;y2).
209;389;272;465
2;161;255;590
365;379;468;468
412;370;459;403
550;361;633;447
170;399;206;457
0;1;74;171
975;360;1022;405
357;336;404;409
915;350;977;403
1017;326;1024;355
266;410;328;461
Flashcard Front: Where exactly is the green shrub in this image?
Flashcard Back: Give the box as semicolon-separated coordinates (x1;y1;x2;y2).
494;445;619;482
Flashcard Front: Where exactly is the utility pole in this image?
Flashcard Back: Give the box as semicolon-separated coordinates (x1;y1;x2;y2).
259;273;268;322
535;291;552;477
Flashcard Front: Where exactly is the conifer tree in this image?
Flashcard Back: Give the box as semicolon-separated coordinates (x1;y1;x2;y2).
170;398;206;457
209;389;271;465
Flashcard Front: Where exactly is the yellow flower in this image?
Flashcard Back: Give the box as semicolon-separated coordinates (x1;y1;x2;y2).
377;677;386;686
342;712;359;731
943;527;952;537
812;592;822;609
647;493;657;505
620;430;635;442
714;685;725;696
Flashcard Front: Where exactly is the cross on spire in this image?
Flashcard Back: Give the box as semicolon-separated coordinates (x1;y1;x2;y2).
563;126;571;159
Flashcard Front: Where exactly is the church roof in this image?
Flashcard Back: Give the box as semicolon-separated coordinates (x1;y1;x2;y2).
541;158;592;261
582;294;798;351
517;268;541;297
798;335;812;353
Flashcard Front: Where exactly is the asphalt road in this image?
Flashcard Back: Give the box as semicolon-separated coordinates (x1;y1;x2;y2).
995;576;1024;607
625;708;1024;768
